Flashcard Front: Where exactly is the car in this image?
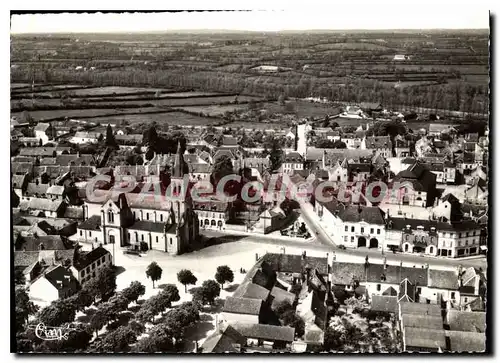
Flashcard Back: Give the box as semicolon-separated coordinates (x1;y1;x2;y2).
124;250;141;256
338;245;346;250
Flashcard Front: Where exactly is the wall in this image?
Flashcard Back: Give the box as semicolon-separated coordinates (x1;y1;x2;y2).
29;277;59;303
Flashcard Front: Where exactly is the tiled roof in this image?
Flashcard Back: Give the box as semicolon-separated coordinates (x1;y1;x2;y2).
270;286;295;307
78;215;102;231
330;262;366;285
25;183;50;197
43;265;79;294
15;235;73;251
338;206;385;225
402;314;443;330
189;163;211;174
427;270;459;290
63;206;84;219
47;185;65;196
233;282;270;301
128;220;165;233
223;296;263;315
14;251;39;267
404;327;446;350
371;295;398;313
231;323;295;343
261;253;329;275
12;174;27;189
447;331;485;353
34;123;51;132
201;324;245;353
399;302;442;317
365;136;392;149
72;246;110;271
447;311;486;333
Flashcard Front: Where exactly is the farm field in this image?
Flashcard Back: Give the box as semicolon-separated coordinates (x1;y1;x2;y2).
19;86;167;98
226;121;286;130
175;104;250;117
85;111;221;127
11;106;167;122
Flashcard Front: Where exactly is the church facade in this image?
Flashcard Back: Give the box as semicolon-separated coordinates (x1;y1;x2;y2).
79;142;199;255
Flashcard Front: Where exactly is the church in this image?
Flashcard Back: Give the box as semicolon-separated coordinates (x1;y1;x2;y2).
78;142;200;255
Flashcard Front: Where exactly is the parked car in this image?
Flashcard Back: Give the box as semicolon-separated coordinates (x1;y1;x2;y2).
337;245;346;250
124;250;141;256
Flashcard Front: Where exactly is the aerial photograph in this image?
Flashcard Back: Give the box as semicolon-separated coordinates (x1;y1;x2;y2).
11;10;489;354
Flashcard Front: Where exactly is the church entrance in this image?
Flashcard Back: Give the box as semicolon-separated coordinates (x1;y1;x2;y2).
358;237;367;248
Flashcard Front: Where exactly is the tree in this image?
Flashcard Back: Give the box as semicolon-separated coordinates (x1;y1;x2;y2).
282;310;305;338
90;326;137;352
37;328;92;353
89;305;114;337
332;140;347;149
212;155;234;182
177;269;197;293
128;320;145;335
345;296;365;314
274;300;294;317
135;323;175;352
108;293;129;312
146;262;162;288
97;266;117;301
215;266;234;289
136;305;156;324
15;287;39;325
159;284;180;308
269;139;284;172
38;299;76;327
68;289;93;312
105;124;117;148
121;281;146;303
192;280;220;306
331;122;339;130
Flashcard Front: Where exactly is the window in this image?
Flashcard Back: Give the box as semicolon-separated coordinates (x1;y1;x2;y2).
160;214;163;222
89;232;92;237
146;213;150;220
405;235;409;241
464;297;468;303
377;229;381;235
156;236;158;243
92;272;96;278
376;284;381;291
86;267;90;274
170;238;172;245
351;236;354;242
344;236;348;242
370;228;374;234
92;263;96;270
108;211;114;223
351;226;355;232
361;227;364;233
345;226;348;232
133;211;136;219
141;234;144;242
81;271;85;277
451;292;456;299
127;232;130;240
80;230;83;236
102;256;106;263
97;259;101;267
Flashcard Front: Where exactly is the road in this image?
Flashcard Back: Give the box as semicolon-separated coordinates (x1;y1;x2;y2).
202;229;487;271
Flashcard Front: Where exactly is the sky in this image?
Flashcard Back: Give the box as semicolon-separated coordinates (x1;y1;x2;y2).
10;10;490;33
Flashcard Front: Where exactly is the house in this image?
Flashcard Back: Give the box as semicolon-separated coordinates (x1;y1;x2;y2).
389;161;437;208
432;193;462;223
230;323;295;350
29;265;79;303
70;131;103;144
282;152;304;175
12;174;29;198
464;178;488;205
338;206;386;249
445;310;486;333
188;163;211;182
446;331;486;352
359;102;383;113
221;296;264;324
18;198;66;218
394;139;411;158
194;200;231;231
428;124;457;138
420;269;460;305
15;235;74;251
393;54;410;61
46;185;65;200
200;324;246;353
23;182;50;199
69;246;112;285
75;215;103;246
370;295;398;314
34;123;55;145
363;136;392;158
402;327;446;352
